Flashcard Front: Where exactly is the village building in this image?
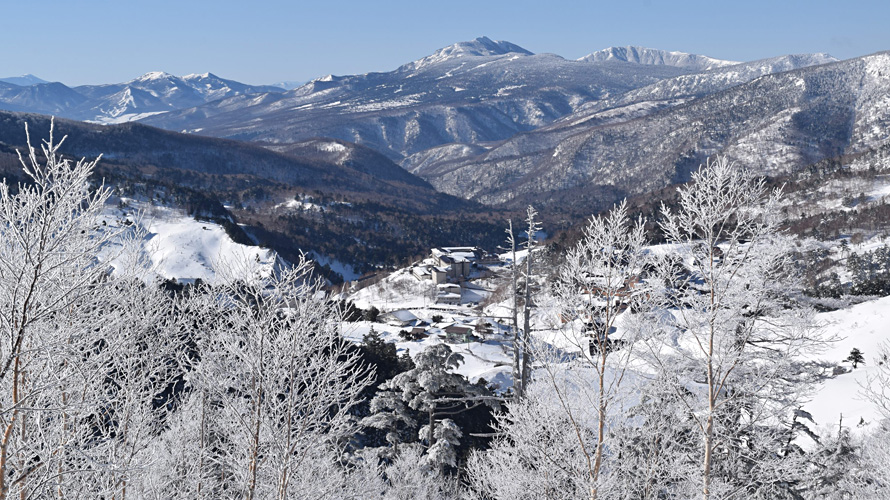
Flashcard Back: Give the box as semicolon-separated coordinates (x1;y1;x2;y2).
411;264;448;284
435;283;462;305
379;309;419;327
411;246;499;290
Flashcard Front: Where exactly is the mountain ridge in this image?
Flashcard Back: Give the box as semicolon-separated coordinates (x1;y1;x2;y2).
0;72;285;124
406;51;890;212
579;46;741;71
139;37;702;158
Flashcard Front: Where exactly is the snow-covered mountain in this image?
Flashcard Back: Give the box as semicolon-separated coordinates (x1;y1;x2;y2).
397;35;533;72
3;38;845;196
578;46;740;71
2;38;874;223
269;80;304;90
407;51;863;210
138;39;846;174
0;81;89;115
0;74;50;86
72;72;285;123
0;72;285;123
139;37;699;158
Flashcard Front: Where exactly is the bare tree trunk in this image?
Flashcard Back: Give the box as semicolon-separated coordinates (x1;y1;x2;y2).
521;261;532;396
507;220;522;400
198;391;207;500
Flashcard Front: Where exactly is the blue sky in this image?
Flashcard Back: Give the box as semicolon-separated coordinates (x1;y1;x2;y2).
2;0;888;86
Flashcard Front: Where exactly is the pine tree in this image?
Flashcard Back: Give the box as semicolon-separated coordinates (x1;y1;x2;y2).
362;344;497;471
846;348;865;369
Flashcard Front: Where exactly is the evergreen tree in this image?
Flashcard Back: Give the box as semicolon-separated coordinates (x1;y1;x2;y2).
846;348;865;369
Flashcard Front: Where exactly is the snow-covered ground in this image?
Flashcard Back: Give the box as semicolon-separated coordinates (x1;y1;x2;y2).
801;295;890;438
99;199;277;284
345;241;890;446
112;198;887;438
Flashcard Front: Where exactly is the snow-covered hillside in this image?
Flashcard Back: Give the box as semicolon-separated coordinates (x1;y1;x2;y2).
344;239;890;452
100;199;277;284
802;296;890;438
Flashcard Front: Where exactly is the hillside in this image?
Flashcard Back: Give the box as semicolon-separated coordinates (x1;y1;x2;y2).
408;52;887;212
0;111;507;276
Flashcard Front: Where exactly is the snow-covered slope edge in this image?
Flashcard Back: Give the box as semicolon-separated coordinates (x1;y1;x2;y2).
802;296;890;439
100;199;277;284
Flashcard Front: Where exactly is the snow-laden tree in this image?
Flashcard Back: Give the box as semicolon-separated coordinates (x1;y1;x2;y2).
470;201;653;499
163;258;375;500
0;122;172;498
643;156;822;499
467;371;597;499
376;444;458;499
505;206;542;400
549;199;648;497
840;425;890;499
363;343;496;473
604;371;701;499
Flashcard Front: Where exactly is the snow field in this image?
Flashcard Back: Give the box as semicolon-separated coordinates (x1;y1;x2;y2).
98;199;276;284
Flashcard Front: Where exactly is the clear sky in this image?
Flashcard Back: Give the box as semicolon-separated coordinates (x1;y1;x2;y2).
2;0;888;86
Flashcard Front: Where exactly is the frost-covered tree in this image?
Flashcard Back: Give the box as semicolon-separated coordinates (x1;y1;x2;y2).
0;122;131;497
549;199;648;497
364;343;496;472
158;258;375;500
505;206;543;400
645;156;821;499
0;121;196;499
468;372;609;499
377;444;459;499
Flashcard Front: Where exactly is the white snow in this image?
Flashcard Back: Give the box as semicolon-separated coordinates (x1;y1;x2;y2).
89;111;167;125
317;141;347;153
311;253;361;281
801;296;890;437
100;200;276;284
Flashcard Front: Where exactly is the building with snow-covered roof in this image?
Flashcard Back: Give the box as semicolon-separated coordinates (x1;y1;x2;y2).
435;283;462;305
412;264;448;284
431;247;479;281
379;309;419;327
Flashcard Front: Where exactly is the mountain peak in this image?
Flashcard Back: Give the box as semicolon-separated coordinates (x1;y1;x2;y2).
443;36;533;58
135;71;176;82
579;46;740;71
183;72;220;81
0;74;50;86
401;36;533;71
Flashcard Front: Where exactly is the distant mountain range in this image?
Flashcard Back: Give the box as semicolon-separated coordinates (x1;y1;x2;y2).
0;74;50;86
140;37;707;158
8;37;890;221
0;72;284;123
577;46;740;71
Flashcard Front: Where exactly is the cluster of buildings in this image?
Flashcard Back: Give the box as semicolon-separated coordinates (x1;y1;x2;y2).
410;247;498;305
377;309;497;343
